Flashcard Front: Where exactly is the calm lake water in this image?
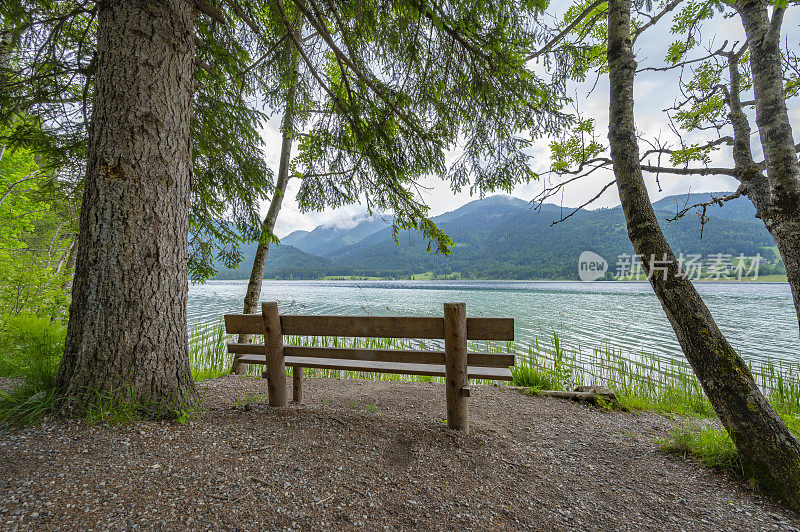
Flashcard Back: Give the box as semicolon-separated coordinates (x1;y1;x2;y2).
188;280;800;369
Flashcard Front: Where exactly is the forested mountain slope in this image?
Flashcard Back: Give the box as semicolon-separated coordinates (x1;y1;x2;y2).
212;193;779;280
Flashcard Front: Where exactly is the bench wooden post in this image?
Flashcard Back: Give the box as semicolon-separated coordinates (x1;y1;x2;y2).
261;302;287;407
444;302;469;432
292;366;303;403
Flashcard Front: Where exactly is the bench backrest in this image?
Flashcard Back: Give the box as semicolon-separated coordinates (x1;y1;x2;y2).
224;311;515;368
224;314;514;340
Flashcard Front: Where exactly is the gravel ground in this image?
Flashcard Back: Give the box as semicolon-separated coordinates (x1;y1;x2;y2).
1;374;798;531
0;378;21;393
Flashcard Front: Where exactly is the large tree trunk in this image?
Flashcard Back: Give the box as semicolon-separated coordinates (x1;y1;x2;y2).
734;1;800;330
231;44;300;374
608;0;800;509
56;0;195;414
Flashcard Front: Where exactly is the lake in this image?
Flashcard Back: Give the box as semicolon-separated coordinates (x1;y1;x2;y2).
188;280;800;370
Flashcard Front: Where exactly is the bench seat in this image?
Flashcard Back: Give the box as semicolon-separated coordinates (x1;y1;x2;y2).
235;354;513;381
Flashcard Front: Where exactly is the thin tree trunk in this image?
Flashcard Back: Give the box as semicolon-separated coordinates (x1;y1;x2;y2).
47;220;67;267
54;235;75;274
231;41;301;374
608;0;800;509
735;1;800;330
56;0;195;414
60;235;77;292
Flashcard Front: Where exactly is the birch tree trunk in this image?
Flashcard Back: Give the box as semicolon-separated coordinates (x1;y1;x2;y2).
231;46;300;374
608;0;800;509
60;236;77;292
735;0;800;330
56;0;195;414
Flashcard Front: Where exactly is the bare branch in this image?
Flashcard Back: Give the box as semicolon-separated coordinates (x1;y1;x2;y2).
550;180;616;227
640;164;739;177
195;57;213;74
233;35;287;82
638;41;730;73
526;0;606;61
224;0;259;34
194;0;226;25
665;187;745;238
632;0;682;42
0;170;44;208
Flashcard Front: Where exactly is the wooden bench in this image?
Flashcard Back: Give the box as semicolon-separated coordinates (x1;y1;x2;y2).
223;302;515;432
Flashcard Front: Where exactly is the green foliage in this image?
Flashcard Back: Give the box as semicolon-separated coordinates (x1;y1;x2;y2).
549;118;604;173
83;387;150;425
188;322;230;381
0;254;70;319
1;2;276;282
4;1;571;280
673;60;727;132
187;3;279;281
669;143;717;166
0;312;65;387
550;1;610;81
0;143;74;320
511;354;563;390
0;312;65;425
666;38;695;65
669;1;715;37
236;392;266;406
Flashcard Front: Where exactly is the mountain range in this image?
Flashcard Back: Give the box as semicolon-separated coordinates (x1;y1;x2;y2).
211;192;783;281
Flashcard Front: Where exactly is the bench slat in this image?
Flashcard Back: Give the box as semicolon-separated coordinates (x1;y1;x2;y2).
235;354;513;381
224;314;514;341
227;344;515;368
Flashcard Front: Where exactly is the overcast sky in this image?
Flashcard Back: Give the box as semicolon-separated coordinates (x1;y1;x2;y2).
258;6;800;238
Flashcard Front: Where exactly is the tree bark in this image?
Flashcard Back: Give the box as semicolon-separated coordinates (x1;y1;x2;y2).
56;0;195;414
734;1;800;330
608;0;800;509
231;44;300;373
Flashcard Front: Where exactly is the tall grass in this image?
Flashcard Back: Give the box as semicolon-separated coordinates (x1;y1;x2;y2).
658;423;741;470
189;322;233;381
505;334;715;416
0;313;65;424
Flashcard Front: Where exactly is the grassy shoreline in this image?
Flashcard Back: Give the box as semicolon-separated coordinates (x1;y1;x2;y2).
188;322;800;416
229;276;790;282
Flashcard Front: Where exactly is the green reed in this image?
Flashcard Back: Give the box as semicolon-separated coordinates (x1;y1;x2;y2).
187;322;800;417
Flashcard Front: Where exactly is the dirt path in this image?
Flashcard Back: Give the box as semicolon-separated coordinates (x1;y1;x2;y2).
1;375;798;531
